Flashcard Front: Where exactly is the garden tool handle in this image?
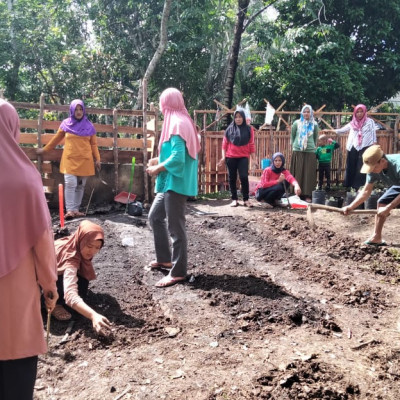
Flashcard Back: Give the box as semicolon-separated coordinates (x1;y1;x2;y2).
128;157;136;194
308;204;377;214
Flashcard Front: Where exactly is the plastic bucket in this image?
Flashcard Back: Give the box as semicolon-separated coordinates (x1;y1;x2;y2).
261;159;271;169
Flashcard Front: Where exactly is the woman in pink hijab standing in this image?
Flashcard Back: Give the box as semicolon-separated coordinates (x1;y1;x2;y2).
146;88;200;288
0;99;58;399
334;104;377;190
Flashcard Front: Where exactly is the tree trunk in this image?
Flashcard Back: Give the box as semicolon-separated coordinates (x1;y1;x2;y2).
6;0;19;100
134;0;172;111
223;0;250;110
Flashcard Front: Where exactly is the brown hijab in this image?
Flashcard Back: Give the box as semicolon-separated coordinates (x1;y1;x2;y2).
55;220;104;281
0;99;51;279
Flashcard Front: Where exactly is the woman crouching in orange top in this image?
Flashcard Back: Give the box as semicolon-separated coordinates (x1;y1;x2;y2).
52;220;111;335
37;99;100;219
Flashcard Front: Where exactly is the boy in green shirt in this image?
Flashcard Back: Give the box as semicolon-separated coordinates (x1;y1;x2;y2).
315;134;340;190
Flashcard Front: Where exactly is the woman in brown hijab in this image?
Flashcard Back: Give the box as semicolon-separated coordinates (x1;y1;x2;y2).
53;220;111;334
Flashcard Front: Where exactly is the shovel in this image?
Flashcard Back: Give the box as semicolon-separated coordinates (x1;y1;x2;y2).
307;203;377;229
114;157;137;207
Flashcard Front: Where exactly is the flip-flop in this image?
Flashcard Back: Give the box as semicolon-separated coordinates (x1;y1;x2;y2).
155;275;186;288
364;240;387;246
51;305;72;321
148;261;173;269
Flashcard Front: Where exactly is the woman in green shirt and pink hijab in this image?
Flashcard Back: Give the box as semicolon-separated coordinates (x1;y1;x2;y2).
146;88;200;288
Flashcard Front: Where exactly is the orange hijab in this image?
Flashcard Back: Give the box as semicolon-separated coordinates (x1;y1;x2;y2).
0;99;51;278
55;220;104;281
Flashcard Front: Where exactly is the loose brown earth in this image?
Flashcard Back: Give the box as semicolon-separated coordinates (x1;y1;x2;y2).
35;200;400;400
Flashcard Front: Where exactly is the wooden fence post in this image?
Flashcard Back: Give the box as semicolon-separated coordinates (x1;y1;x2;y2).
112;108;119;192
142;78;148;203
37;93;45;174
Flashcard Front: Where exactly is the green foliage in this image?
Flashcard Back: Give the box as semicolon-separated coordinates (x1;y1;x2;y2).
0;0;399;112
0;0;93;102
242;0;400;109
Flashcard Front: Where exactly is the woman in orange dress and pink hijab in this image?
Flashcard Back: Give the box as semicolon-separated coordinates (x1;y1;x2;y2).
0;99;58;400
146;88;200;288
52;220;111;334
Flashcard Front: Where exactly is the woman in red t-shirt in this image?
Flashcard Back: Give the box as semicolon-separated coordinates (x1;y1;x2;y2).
218;110;256;207
255;152;301;208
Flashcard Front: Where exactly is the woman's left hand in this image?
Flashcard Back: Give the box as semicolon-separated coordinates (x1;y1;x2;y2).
44;290;59;312
294;184;301;196
95;160;101;171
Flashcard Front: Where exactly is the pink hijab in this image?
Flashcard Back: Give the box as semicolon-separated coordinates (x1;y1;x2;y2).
159;88;200;159
0;99;51;278
351;104;368;146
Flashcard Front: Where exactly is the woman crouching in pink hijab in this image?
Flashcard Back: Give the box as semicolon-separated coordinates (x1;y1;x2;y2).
146;88;200;288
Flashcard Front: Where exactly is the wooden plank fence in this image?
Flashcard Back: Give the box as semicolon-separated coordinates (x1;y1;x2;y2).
6;94;400;199
11;95;159;203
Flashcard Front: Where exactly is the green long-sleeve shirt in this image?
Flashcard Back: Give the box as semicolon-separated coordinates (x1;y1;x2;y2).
155;135;198;196
291;120;319;152
316;141;340;164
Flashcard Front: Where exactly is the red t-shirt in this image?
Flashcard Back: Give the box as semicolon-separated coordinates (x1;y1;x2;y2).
222;126;255;158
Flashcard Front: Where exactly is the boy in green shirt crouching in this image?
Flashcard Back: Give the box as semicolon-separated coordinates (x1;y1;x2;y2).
316;134;340;190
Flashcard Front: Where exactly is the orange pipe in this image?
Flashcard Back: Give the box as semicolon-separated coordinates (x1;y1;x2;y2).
58;184;64;227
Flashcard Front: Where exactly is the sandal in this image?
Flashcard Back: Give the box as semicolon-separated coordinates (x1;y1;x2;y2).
148;261;173;269
65;211;75;220
155;275;186;288
230;200;239;207
52;305;72;321
243;201;253;208
73;211;85;217
263;202;274;209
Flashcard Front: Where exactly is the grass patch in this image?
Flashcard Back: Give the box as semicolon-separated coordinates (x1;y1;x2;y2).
198;191;231;200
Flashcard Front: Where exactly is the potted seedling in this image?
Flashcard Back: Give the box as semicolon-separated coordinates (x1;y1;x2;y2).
312;185;326;205
365;188;382;209
325;196;339;207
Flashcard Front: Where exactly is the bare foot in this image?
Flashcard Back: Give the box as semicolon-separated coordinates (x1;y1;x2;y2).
155;275;186;288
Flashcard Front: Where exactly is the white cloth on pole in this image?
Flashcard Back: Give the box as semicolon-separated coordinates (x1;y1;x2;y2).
264;102;275;125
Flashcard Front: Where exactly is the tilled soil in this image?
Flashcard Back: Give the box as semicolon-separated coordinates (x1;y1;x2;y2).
35;200;400;399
